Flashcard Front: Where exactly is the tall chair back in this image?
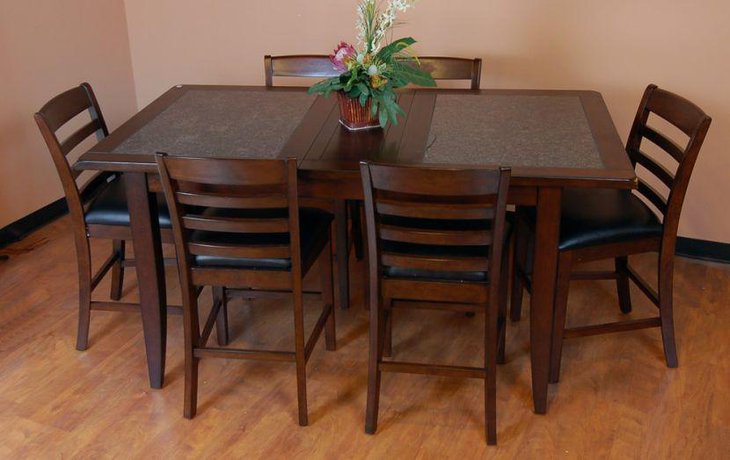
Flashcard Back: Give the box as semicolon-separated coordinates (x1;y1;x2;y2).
33;83;111;231
626;84;712;252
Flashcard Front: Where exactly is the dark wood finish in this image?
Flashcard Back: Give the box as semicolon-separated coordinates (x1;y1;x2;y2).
156;155;336;424
511;85;712;385
264;54;339;87
75;84;635;414
408;56;482;89
361;163;511;445
33;83;173;378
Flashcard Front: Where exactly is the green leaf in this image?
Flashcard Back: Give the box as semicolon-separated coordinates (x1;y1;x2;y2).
378;106;388;128
307;77;342;95
390;61;437;87
376;37;417;62
359;91;369;107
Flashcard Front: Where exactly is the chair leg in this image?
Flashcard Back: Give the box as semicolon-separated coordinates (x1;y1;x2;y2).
485;298;498;444
183;289;201;419
322;236;337;351
213;286;229;346
365;294;384;434
383;298;393;358
615;256;632;314
75;237;93;351
293;280;308;426
497;240;510;365
549;252;573;384
109;240;125;301
658;253;678;368
509;214;529;322
350;200;365;261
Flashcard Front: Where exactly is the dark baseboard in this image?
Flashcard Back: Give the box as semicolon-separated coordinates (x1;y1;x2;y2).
0;198;67;249
676;237;730;264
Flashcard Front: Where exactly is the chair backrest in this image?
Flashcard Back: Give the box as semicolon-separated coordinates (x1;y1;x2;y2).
404;56;482;90
625;84;712;244
34;82;111;228
265;54;482;90
264;55;340;87
360;162;510;295
155;155;302;285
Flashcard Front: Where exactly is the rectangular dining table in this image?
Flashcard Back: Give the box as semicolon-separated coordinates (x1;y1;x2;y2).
75;85;636;414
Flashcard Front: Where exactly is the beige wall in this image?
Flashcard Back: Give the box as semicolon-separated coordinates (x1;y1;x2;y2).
122;0;729;243
0;0;137;228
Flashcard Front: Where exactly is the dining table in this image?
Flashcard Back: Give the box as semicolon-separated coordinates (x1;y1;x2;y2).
75;84;636;414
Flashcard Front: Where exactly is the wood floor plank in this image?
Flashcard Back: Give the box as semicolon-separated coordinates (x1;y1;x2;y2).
0;217;728;456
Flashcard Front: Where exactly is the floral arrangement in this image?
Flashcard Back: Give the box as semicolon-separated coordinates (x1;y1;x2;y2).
308;0;436;128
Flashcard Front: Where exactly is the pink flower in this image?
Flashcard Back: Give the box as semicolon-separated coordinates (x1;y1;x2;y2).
330;42;356;72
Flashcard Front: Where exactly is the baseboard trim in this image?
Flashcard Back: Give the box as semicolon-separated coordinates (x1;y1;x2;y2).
676;237;730;264
0;198;67;249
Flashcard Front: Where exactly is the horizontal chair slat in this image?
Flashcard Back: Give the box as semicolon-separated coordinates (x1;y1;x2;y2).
382;252;488;272
380;226;492;246
182;215;289;233
61;120;100;156
193;347;295;362
642;125;685;162
40;86;91;131
629;147;675;188
380;361;486;379
564;317;662;338
165;158;287;185
382;278;488;304
377;200;495;220
176;191;288;209
637;179;668;214
188;242;290;259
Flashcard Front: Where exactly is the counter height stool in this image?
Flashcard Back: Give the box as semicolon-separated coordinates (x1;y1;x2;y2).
510;84;712;383
361;162;511;445
34;82;173;351
155;155;336;425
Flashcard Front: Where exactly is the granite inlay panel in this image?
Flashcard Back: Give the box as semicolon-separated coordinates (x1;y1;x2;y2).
113;89;315;158
425;94;603;168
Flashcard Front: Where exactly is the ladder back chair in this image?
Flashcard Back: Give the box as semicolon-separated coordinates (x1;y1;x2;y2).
510;84;712;383
34;82;173;351
360;162;511;445
155;155;336;425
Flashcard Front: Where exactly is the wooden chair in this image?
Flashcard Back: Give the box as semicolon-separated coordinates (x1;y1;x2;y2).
405;56;482;89
510;84;712;383
264;54;340;87
34;82;173;351
360;162;511;445
155;154;336;425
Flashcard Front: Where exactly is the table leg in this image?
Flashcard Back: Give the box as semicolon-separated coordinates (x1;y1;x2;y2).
334;200;350;310
124;172;167;389
530;187;562;414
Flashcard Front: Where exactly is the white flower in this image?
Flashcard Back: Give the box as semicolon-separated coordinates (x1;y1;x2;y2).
355;0;418;53
367;64;379;76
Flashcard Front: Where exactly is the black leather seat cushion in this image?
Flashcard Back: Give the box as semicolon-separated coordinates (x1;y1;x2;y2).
192;207;333;270
380;214;510;283
546;188;663;251
84;176;171;228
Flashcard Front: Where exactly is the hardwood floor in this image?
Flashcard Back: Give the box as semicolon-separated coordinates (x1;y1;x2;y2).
0;217;728;457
